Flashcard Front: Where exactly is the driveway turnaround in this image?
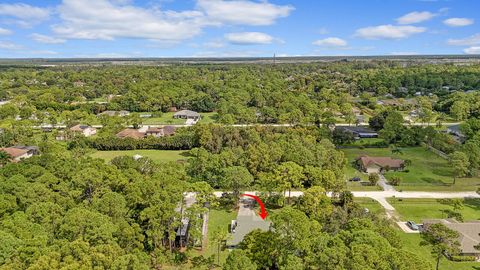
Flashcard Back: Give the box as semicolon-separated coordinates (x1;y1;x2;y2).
228;197;271;247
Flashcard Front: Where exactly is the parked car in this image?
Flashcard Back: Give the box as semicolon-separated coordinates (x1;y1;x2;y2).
350;177;361;182
406;221;419;231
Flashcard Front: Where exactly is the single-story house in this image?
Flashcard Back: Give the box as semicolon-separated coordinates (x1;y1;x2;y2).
0;146;39;162
70;124;97;137
336;126;378;139
116;129;145;139
356;155;405;174
145;126;176;138
422;219;480;259
173;110;201;120
98;110;130;117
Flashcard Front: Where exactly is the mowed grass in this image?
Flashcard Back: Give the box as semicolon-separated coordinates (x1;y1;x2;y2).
189;209;236;265
141;112;218;125
142;112;187;125
354;197;385;214
341;147;480;191
346;181;382;191
398;233;480;270
90;150;190;163
388;198;480;223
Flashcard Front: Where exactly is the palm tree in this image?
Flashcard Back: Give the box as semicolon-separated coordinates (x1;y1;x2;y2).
0;150;12;166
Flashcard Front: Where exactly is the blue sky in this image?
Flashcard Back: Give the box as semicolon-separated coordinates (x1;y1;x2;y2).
0;0;479;58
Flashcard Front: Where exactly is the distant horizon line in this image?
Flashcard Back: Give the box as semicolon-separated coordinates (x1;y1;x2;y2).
0;54;479;64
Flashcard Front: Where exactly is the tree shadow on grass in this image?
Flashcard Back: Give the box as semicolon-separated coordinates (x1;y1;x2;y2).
180;151;193;157
420;177;451;186
463;198;480;213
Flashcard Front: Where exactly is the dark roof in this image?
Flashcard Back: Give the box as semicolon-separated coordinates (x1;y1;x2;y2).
337;126;378;134
447;124;464;136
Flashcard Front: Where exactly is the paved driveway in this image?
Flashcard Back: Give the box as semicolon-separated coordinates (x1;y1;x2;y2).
228;197;271;247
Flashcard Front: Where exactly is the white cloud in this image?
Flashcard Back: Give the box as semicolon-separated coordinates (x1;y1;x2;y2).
0;27;12;35
31;33;66;44
30;50;58;55
464;46;480;54
0;41;23;50
396;11;436;24
312;37;347;47
447;34;480;46
355;24;426;39
0;3;50;26
53;0;207;41
197;0;294;26
443;18;474;27
225;32;274;45
203;41;225;48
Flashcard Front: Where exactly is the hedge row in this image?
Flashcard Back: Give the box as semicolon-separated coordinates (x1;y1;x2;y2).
83;134;199;151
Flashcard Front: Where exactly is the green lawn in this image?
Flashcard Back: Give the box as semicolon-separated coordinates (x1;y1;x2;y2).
341;147;480;191
141;112;218;125
388;198;480;223
189;209;236;265
354;197;385;214
346;181;382;191
398;233;480;270
90;150;190;163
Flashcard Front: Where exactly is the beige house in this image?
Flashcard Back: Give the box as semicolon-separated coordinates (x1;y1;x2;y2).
116;129;145;139
356;155;405;174
0;146;38;162
145;126;176;138
423;219;480;259
70;124;97;137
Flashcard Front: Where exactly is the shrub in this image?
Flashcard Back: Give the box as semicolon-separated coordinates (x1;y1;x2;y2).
450;256;476;262
368;173;380;186
389;176;402;186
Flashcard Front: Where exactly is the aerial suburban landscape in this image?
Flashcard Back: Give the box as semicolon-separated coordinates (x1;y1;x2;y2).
0;0;479;270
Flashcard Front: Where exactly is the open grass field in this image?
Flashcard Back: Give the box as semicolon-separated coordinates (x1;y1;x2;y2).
398;233;480;270
90;150;190;163
354;197;385;214
346;181;382;191
341;147;480;191
141;112;218;125
188;209;236;265
388;198;480;223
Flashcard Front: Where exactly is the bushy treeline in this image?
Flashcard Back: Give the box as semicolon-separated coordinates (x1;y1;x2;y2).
85;133;198;151
188;125;346;193
0;62;479;124
0;152;215;269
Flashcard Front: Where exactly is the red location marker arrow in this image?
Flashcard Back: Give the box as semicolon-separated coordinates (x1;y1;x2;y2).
241;194;268;220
